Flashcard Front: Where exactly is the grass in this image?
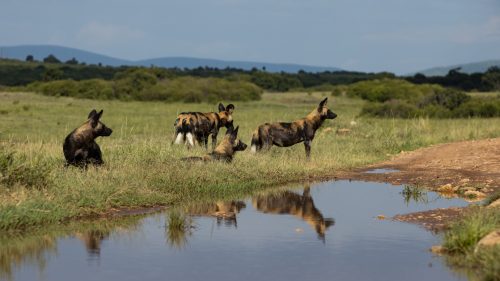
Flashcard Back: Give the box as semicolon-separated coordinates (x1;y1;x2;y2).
165;210;194;249
443;206;500;281
400;185;429;205
0;91;499;232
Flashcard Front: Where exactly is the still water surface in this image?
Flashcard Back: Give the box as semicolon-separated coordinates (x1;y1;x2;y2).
4;180;469;281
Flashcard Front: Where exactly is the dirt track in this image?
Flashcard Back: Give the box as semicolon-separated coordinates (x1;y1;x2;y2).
343;138;500;231
349;138;500;193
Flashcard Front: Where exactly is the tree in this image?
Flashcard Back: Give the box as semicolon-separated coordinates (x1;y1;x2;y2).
482;66;500;91
42;68;64;81
43;54;61;64
65;57;78;65
25;55;34;62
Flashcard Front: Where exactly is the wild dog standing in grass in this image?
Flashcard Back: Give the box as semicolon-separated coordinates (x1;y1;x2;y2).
63;109;113;167
173;103;235;149
250;98;337;159
182;126;247;162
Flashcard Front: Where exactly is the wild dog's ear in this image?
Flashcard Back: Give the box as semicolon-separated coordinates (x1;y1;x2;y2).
88;109;97;119
225;104;235;114
230;126;239;140
89;109;103;128
218;103;226;112
318;98;328;112
319;98;328;107
96;110;103;120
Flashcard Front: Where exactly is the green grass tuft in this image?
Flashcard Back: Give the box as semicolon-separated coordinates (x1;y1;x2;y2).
443;207;500;280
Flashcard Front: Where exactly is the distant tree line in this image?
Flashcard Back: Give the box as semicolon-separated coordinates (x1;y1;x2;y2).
405;67;500;92
1;54;499;95
0;57;126;86
0;55;396;91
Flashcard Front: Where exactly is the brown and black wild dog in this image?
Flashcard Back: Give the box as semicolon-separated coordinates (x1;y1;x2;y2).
250;98;336;158
173;103;235;149
182;126;247;162
63;109;113;166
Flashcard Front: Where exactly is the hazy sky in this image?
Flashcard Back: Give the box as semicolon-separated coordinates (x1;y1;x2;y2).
1;0;499;74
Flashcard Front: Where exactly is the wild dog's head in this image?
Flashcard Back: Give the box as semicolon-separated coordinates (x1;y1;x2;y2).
87;109;113;137
317;98;337;120
218;103;235;130
226;126;247;152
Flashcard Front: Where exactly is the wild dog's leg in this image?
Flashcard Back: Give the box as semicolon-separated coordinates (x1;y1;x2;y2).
250;131;260;153
204;137;209;149
173;132;184;144
211;133;218;150
198;133;208;149
74;149;88;167
304;140;312;159
303;186;311;197
186;131;195;148
262;135;272;151
87;141;104;165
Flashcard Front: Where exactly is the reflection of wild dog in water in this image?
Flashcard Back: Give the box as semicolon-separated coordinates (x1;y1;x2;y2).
252;186;334;240
63;109;113;167
250;98;337;158
186;201;246;227
76;230;109;256
173;103;235;149
182;126;247;162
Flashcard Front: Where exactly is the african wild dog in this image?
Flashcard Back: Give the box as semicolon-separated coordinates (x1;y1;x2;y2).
182;126;247;162
173;103;235;149
252;186;334;241
63;109;113;166
250;98;337;158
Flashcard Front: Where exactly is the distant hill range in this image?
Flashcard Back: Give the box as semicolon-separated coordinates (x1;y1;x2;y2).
0;45;342;73
414;60;500;76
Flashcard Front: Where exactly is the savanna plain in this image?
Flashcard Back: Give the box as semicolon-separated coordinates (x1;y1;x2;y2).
0;91;499;233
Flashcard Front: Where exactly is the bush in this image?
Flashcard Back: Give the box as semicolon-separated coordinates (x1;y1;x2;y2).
36;79;79;97
142;77;262;102
30;79;116;100
356;79;500;119
453;97;500;118
346;79;442;103
360;100;419;118
419;88;471;110
0;146;51;189
29;73;262;102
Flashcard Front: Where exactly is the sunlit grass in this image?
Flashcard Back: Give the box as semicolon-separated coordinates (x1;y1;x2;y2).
443;206;500;280
0;91;499;231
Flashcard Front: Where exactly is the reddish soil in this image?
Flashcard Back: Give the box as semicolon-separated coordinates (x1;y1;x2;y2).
393;207;465;232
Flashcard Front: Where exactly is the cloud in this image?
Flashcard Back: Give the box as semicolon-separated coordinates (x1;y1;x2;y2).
75;21;145;47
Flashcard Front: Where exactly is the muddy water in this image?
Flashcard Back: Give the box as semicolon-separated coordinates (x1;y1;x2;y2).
2;181;469;281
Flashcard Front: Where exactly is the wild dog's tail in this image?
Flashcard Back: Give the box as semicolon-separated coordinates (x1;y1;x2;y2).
181;156;204;162
250;129;261;153
181;156;209;162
